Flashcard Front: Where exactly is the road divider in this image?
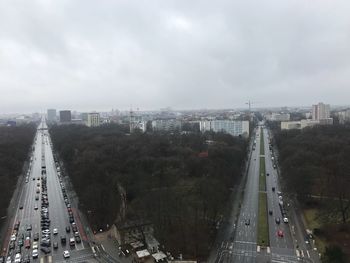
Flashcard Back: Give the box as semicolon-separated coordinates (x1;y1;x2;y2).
257;128;270;247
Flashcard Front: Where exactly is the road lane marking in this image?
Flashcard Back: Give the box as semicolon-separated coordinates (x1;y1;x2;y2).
306;250;310;258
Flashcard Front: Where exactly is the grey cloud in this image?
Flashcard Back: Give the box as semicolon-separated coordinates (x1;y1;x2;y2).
0;0;350;113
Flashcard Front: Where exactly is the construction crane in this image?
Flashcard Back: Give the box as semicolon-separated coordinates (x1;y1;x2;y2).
245;101;259;112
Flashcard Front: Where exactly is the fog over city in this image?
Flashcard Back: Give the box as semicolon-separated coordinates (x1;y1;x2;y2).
1;0;350;113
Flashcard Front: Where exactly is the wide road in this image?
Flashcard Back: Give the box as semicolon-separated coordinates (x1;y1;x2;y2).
214;126;303;263
3;120;96;263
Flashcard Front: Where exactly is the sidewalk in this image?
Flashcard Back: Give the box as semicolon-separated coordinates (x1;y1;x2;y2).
94;230;131;263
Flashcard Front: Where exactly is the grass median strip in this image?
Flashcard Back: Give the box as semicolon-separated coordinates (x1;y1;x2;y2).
258;192;269;246
257;127;269;247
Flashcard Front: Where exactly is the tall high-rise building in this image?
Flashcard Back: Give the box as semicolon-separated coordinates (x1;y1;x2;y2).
47;109;57;122
87;113;100;127
59;110;72;123
312;102;330;120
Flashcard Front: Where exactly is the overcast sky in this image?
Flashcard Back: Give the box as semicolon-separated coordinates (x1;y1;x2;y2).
0;0;350;113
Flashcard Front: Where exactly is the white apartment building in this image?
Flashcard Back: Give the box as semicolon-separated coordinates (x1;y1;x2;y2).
266;113;290;122
199;120;249;137
152;119;182;132
87;113;100;127
281;121;301;130
312;102;330;120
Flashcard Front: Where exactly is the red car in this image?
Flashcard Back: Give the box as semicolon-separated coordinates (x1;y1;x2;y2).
277;230;284;237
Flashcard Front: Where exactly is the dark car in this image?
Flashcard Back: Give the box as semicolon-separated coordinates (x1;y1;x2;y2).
272;187;275;192
40;247;51;254
60;236;66;244
245;219;250;225
65;226;70;233
275;217;280;224
34;233;39;241
41;240;51;247
269;210;273;215
266;173;269;176
9;241;15;250
75;236;81;243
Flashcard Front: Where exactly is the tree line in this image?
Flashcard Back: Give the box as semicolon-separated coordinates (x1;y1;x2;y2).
0;124;36;226
49;124;248;259
272;124;350;262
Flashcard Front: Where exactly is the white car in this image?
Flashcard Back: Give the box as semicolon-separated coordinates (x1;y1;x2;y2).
283;217;289;223
14;253;21;263
32;249;39;258
42;229;50;235
10;234;16;241
32;241;38;249
6;256;11;263
53;228;58;235
63;250;70;258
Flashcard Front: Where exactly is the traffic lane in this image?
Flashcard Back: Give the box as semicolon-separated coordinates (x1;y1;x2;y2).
44;143;71;257
264;130;294;250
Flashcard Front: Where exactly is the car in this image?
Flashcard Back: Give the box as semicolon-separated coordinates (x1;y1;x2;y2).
266;173;269;176
42;229;50;235
275;217;280;224
35;195;39;200
9;241;15;250
63;250;70;258
26;224;32;231
0;256;4;263
6;257;11;263
40;247;51;254
14;253;21;263
33;233;39;241
269;210;273;215
34;205;38;210
53;242;58;249
283;217;289;223
277;230;284;237
32;241;38;249
69;237;75;246
53;228;58;235
75;236;81;243
17;239;23;247
65;226;70;233
32;177;35;181
61;236;66;244
245;219;250;225
10;234;16;242
19;205;23;210
272;187;275;192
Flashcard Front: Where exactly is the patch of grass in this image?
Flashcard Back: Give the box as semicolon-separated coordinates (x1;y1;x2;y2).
259;157;266;191
258;192;269;246
260;128;264;156
303;208;327;253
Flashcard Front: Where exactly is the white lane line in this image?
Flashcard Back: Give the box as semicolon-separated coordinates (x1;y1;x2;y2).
306;250;310;258
101;244;106;251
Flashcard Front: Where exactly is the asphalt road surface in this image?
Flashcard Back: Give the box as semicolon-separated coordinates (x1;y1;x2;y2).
3;120;96;263
215;126;307;263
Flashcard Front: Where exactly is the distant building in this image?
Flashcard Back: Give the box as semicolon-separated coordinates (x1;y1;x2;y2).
199;120;249;137
265;113;290;122
281;121;301;130
281;118;334;130
152;119;181;132
59;110;71;123
47;109;57;122
338;109;350;124
312;102;330;121
87;113;100;127
81;113;88;122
